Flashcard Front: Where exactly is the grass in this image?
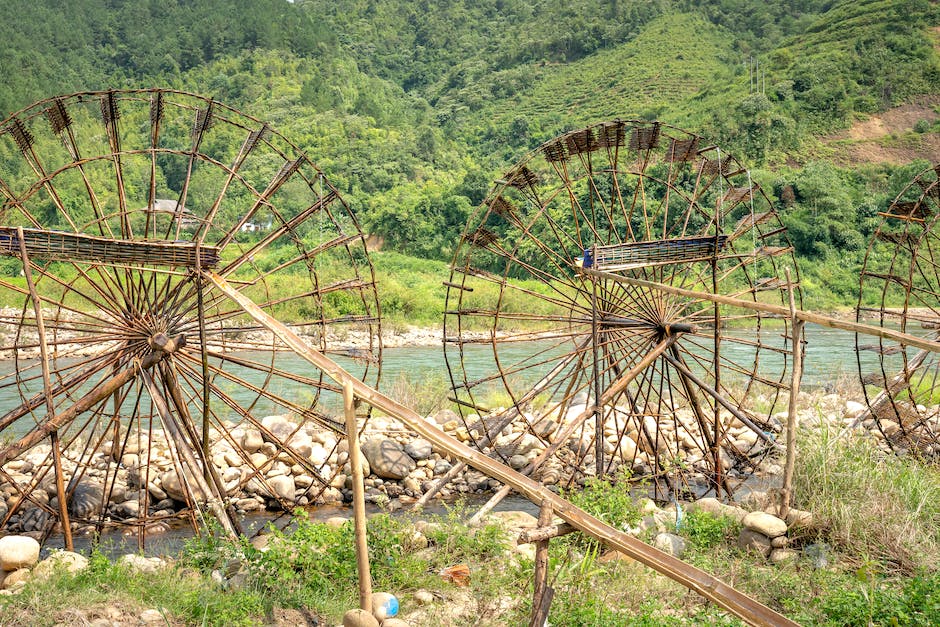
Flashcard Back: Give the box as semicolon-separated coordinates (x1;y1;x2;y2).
792;424;940;575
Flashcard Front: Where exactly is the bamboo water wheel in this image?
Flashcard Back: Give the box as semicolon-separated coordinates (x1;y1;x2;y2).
857;162;940;455
0;89;380;544
444;120;802;499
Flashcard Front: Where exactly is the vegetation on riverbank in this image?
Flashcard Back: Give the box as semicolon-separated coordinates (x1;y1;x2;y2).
2;423;939;625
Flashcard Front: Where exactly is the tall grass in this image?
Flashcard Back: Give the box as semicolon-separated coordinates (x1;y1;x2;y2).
792;424;940;574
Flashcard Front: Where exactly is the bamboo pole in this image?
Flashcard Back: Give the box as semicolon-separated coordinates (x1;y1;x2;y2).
17;227;73;550
207;270;797;627
345;380;372;613
580;268;940;354
530;499;554;627
780;268;803;520
140;370;237;539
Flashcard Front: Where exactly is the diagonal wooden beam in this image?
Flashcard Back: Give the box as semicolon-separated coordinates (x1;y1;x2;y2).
206;270;797;627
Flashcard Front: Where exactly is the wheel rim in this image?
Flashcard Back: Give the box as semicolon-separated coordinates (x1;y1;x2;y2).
445;120;800;498
857;163;940;454
0;89;380;540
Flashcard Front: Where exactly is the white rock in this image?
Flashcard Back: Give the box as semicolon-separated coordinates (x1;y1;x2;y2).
32;550;89;580
0;535;40;570
118;554;166;574
742;511;787;538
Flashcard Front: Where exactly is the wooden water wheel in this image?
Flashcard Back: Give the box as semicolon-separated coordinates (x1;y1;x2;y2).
0;89;380;545
857;162;940;454
444;119;801;499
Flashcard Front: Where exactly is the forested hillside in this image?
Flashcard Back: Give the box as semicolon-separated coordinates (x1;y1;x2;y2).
0;0;938;309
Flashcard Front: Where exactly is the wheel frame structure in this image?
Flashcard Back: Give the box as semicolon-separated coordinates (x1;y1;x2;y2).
444;119;802;500
857;162;940;454
0;89;381;545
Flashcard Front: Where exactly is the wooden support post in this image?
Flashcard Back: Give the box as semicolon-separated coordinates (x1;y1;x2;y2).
780;268;803;520
345;380;372;613
17;227;73;550
530;499;555;627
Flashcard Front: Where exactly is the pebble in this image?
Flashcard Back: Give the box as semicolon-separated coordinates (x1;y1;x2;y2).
342;608;380;627
413;589;434;605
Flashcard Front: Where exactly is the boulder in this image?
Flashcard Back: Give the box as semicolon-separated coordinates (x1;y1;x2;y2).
118;554;166;574
0;535;40;570
404;439;433;461
770;548;799;565
737;528;772;557
266;475;296;502
241;429;264;453
742;511;787;538
32;550;89;580
360;439;416;480
68;481;104;518
1;568;31;589
653;532;687;558
261;415;296;442
160;469;210;502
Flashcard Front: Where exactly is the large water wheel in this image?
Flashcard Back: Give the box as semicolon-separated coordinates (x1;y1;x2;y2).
857;162;940;454
444;119;801;499
0;89;380;545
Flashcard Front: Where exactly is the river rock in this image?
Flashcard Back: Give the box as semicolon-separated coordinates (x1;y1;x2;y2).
784;507;814;528
69;481;104;518
0;535;39;571
261;415;295;442
160;469;210;502
139;609;165;624
737;528;772;557
413;589;434;605
2;568;30;589
118;554;166;574
404;439;433;461
342;608;380;627
431;409;459;426
266;475;295;502
241;429;264;453
31;550;89;580
360;439;416;480
488;510;538;530
653;532;687;558
742;511;787;538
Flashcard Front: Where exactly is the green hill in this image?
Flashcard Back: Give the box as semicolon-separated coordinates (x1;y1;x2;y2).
0;0;938;314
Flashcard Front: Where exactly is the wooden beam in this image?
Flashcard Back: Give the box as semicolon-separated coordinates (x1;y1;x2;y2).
580;268;940;354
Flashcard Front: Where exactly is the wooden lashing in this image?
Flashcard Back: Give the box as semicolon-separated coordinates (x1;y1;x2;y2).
208;270;798;627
